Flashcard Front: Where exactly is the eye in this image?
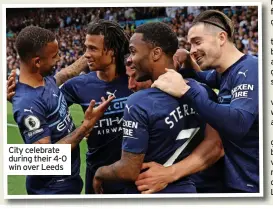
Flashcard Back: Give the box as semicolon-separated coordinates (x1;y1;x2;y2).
195;40;202;45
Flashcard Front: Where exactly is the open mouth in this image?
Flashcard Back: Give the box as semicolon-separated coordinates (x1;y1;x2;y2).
87;61;95;66
195;55;204;65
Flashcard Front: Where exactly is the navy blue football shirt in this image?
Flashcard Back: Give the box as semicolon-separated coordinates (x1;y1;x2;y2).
122;79;209;193
60;72;133;193
185;55;259;192
12;76;82;194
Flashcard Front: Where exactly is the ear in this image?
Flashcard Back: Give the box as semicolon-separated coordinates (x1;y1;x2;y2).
106;49;114;57
33;57;41;68
152;47;162;61
218;31;228;46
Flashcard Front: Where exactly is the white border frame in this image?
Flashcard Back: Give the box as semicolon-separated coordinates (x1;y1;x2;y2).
2;2;263;199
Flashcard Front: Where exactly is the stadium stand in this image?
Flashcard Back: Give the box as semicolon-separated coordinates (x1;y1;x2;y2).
6;6;258;78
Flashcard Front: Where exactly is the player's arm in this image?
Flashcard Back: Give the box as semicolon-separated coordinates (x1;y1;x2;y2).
93;96;149;194
135;124;224;194
152;67;258;138
173;50;219;88
7;69;16;102
93;151;145;193
7;55;88;102
26;96;114;150
54;56;88;86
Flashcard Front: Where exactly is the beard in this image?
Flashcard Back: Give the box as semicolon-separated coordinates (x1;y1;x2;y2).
40;66;55;77
135;73;151;82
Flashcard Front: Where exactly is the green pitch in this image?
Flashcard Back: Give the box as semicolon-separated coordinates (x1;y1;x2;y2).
7;102;88;195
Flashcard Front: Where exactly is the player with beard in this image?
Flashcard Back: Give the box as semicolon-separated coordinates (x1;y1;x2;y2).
7;20;133;194
125;50;225;194
152;10;259;193
125;54;152;92
11;26;114;194
93;22;224;194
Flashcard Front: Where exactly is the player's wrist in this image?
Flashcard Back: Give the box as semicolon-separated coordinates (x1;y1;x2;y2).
81;121;93;133
167;166;179;183
180;85;191;98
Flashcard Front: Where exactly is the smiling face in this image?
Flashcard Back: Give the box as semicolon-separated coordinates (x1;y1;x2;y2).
128;33;153;82
125;61;152;92
37;40;60;77
188;23;222;70
84;34;113;71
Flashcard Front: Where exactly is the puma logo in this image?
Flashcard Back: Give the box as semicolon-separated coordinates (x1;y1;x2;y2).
106;90;117;98
24;107;33;114
238;70;248;77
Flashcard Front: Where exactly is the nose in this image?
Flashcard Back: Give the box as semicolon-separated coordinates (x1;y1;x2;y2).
84;50;91;59
128;77;137;92
127;55;133;66
190;45;197;55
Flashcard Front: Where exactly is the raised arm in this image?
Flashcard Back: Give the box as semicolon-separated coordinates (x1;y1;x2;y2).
27;96;114;150
7;56;88;102
7;69;16;102
55;56;88;86
152;67;258;138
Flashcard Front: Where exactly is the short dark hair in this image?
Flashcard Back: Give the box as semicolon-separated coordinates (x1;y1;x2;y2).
15;26;56;62
135;22;178;58
87;19;130;75
192;10;234;42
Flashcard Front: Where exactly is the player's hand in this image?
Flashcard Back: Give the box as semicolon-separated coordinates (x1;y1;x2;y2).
151;68;190;98
83;95;115;130
7;69;16;102
93;177;103;194
173;49;190;70
135;162;176;194
93;169;104;194
188;54;202;72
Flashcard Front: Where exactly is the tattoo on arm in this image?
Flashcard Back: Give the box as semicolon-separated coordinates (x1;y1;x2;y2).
55;56;88;86
56;125;90;150
96;151;145;182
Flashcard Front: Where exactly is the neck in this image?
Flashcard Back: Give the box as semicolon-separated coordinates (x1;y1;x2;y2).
152;58;175;81
19;62;44;87
96;64;119;82
215;44;245;74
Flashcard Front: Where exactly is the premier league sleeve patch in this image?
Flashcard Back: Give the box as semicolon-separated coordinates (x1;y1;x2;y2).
24;115;41;131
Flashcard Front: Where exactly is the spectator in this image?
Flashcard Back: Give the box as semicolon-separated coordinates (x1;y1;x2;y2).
6;6;259;76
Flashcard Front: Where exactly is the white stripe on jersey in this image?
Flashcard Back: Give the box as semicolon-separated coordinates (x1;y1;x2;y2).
163;127;200;167
176;128;200;140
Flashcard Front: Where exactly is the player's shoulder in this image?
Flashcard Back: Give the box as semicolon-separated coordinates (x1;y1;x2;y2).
63;71;98;87
13;83;41;103
186;78;218;101
45;75;57;84
126;88;175;108
126;88;154;105
234;55;258;73
13;85;45;114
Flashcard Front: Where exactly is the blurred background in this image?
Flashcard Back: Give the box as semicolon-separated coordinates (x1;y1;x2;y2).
6;6;258;79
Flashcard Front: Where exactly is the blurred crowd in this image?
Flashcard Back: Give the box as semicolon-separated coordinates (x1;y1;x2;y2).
6;6;259;78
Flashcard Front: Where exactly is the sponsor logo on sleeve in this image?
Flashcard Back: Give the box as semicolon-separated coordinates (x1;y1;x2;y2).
231;84;254;100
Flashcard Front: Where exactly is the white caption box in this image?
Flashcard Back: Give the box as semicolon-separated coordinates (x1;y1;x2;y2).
6;144;71;175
